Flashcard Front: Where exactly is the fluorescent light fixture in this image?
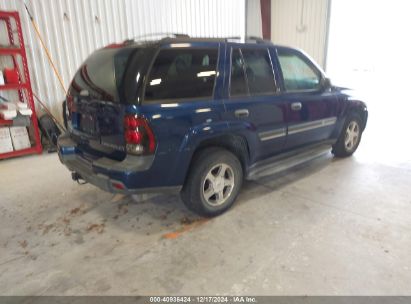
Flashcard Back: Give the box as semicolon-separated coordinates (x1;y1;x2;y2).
161;103;179;108
195;108;211;113
197;71;216;78
150;78;162;86
152;114;162;119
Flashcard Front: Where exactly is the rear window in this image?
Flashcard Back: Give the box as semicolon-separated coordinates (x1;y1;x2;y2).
144;48;218;102
69;47;145;103
241;49;276;94
230;49;248;96
229;48;276;97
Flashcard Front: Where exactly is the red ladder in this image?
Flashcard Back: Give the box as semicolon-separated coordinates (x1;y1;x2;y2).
0;11;42;159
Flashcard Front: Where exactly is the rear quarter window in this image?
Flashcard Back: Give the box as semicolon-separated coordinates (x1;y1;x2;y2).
69;47;144;103
144;48;218;102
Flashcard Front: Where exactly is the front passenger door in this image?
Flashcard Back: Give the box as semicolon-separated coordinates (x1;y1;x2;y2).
275;48;339;150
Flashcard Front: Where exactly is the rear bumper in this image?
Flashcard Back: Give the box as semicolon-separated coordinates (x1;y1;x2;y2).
57;134;181;194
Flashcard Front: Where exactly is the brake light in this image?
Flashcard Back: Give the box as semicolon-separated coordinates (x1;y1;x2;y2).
104;39;133;49
123;114;156;155
104;43;125;49
66;94;74;119
125;130;142;144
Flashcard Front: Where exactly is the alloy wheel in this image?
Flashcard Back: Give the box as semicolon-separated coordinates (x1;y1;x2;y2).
345;121;360;152
202;163;235;206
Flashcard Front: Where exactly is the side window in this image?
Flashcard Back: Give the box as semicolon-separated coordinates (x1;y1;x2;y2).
277;50;321;91
241;49;276;95
145;48;218;102
230;49;248;96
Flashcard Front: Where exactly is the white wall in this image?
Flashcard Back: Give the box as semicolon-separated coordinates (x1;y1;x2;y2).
246;0;262;38
271;0;330;68
0;0;246;119
327;0;411;88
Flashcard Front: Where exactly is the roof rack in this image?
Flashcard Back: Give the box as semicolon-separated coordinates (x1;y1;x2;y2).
226;36;268;44
123;34;270;45
131;33;190;42
247;36;267;43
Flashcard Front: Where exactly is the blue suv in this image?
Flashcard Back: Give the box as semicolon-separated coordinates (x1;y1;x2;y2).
58;36;368;216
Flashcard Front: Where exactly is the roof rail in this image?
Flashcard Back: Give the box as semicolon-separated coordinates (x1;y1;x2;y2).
130;33;190;42
225;36;241;41
246;36;266;43
225;36;268;44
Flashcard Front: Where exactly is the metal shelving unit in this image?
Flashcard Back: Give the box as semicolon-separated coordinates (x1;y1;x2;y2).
0;11;42;159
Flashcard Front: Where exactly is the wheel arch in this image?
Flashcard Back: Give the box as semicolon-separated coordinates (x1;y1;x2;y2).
349;103;368;130
333;100;368;139
342;98;368;130
187;134;250;178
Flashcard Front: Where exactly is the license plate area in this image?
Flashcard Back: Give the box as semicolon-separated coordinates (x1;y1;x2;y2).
79;112;98;136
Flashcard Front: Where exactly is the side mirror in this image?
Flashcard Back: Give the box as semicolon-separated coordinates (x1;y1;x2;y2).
321;77;332;90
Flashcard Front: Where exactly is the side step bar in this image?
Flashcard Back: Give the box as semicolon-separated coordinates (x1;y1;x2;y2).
246;142;333;180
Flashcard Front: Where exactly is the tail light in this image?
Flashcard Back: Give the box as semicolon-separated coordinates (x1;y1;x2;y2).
123;114;156;155
66;94;74;120
104;40;132;49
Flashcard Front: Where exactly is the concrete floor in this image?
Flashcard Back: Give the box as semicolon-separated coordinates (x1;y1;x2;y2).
1;102;411;295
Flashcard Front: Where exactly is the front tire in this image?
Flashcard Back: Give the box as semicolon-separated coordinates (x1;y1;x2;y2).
181;148;243;217
332;113;363;157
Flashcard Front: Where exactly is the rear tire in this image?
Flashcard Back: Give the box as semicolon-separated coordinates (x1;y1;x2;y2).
332;113;363;157
181;147;243;217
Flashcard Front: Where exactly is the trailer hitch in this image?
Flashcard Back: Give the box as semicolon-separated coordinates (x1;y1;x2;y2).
71;172;87;185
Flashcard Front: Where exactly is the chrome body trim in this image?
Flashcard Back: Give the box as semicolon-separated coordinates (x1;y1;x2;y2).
258;117;337;141
259;128;287;141
288;117;337;135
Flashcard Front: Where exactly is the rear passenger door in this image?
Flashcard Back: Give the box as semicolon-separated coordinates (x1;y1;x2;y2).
139;43;226;186
274;48;339;150
223;45;287;163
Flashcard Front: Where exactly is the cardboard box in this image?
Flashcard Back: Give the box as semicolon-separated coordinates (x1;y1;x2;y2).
0;127;14;153
9;126;31;150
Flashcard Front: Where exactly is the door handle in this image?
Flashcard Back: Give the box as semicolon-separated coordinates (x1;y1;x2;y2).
291;102;302;111
235;109;249;118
